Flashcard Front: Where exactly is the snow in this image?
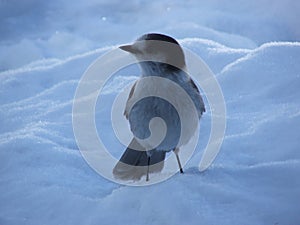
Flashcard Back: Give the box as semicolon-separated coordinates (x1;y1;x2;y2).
1;0;300;225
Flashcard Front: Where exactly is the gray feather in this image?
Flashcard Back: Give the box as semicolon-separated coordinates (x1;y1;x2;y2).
113;138;166;180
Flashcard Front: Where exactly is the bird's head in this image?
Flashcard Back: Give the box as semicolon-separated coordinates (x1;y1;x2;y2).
120;33;186;75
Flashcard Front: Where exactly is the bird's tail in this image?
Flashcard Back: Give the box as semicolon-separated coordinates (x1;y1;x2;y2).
113;138;166;180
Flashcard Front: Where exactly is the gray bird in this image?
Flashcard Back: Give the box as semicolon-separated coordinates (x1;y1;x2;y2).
113;33;205;181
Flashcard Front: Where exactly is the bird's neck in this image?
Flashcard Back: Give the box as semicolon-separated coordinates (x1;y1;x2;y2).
139;61;185;78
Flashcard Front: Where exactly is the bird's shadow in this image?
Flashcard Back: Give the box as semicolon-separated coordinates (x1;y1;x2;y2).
180;166;211;176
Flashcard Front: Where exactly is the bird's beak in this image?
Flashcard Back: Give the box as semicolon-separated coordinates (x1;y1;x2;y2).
119;44;138;54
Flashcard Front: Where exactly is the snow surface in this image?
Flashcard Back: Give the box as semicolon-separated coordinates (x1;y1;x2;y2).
1;1;300;225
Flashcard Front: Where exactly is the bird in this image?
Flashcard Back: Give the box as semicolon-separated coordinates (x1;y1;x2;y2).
113;33;205;181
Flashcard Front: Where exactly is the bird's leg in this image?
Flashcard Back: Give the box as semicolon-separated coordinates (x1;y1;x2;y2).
146;156;150;181
174;148;184;174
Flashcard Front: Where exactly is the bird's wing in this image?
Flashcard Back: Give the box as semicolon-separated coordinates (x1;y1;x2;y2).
124;81;137;119
189;78;206;115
